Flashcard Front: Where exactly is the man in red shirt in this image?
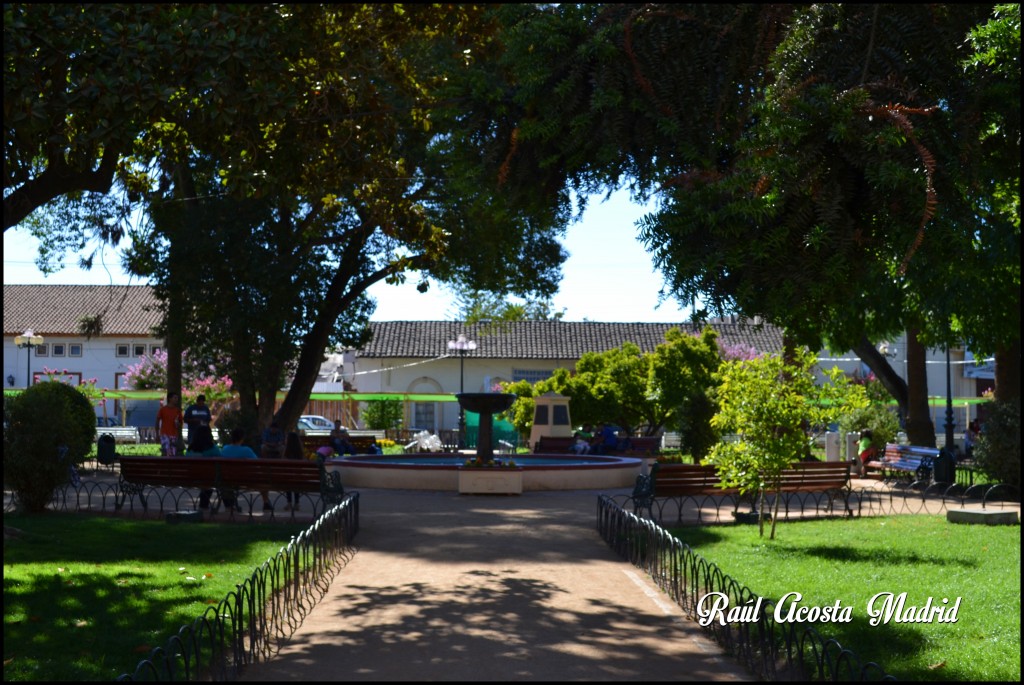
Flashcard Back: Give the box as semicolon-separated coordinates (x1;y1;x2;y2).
156;393;184;457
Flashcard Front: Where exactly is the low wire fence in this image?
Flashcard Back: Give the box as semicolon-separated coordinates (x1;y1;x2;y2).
597;481;1019;681
116;493;360;681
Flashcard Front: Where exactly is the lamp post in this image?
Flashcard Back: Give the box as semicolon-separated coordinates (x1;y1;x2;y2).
447;333;477;448
944;346;956;452
14;329;44;388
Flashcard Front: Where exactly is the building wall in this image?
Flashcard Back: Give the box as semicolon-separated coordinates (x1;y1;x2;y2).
3;334;162;425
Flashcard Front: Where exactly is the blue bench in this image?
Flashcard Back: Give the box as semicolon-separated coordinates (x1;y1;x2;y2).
865;443;939;483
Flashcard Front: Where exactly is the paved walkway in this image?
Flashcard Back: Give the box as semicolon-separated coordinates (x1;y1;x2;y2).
238;487;752;682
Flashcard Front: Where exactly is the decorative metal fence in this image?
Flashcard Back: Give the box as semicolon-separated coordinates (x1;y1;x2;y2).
115;493;360;681
597;481;1019;681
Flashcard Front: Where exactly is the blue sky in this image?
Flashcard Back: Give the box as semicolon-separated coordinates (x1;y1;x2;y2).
3;188;693;323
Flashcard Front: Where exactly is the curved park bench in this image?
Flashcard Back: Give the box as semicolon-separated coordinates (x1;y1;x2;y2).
864;443;938;483
632;460;852;521
117;456;346;512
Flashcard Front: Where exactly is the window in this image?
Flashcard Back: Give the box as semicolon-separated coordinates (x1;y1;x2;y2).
52;343;66;357
35;344;48;357
412;403;435;431
150;345;162;355
69;344;83;357
116;344;130;357
133;344;147;357
512;369;555;384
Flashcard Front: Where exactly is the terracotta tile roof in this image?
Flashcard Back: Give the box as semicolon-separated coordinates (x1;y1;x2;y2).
3;285;784;358
3;284;162;337
360;320;783;359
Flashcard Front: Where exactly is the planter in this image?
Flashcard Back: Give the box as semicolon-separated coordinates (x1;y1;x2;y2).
458;467;523;495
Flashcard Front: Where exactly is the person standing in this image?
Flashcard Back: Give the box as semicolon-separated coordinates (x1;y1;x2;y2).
155;393;184;457
183;394;214;454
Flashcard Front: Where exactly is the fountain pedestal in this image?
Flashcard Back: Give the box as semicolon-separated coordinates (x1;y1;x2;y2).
458;468;523;495
456;392;516;463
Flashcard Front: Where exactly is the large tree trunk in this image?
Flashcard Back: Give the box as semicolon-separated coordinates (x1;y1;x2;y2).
903;326;935;447
163;162;195;405
994;339;1020;403
852;335;908;422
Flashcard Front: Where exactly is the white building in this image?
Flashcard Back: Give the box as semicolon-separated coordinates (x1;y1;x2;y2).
5;285;987;432
4;284;163;425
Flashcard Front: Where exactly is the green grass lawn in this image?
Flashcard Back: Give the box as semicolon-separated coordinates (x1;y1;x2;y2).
3;513;306;681
669;516;1020;681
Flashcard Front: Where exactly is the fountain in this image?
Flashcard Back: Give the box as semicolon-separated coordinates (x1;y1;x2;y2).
325;391;643;491
456;392;516;462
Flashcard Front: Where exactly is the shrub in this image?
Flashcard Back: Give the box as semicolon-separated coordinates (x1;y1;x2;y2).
837;402;901;458
4;381;96;512
362;399;403;430
678;390;720;463
973;399;1020;490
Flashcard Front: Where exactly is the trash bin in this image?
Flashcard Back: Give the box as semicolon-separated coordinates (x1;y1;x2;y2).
97;433;117;465
932;448;956;484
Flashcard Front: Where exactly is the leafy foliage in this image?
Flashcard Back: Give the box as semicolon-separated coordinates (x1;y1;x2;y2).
500;327;722;447
708;348;868;537
362;400;404;431
837;403;902;459
3;381;96;512
973;398;1021;489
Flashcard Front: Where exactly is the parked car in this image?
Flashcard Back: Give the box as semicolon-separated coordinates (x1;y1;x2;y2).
296;418;321;432
300;414;334;430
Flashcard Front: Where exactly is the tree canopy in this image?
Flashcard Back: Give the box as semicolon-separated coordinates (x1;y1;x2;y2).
471;4;1019;412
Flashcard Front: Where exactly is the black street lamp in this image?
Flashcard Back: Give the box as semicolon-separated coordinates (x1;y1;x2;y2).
944;346;956;453
14;329;44;388
447;333;477;448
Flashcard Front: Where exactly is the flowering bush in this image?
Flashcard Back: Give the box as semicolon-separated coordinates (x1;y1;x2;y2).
40;367;107;407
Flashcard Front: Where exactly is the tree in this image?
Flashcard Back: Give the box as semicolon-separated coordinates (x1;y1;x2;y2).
363;400;404;432
4;4;301;230
708;348;868;538
466;4;1020;439
501;327;723;448
451;286;565;325
118;5;570;435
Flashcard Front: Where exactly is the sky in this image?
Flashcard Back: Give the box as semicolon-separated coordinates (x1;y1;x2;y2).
3;188;694;323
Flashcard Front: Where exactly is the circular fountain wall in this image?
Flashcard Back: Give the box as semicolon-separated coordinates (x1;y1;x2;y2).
326;453;642;491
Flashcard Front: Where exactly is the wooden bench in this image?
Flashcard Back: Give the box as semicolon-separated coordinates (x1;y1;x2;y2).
618;436;661;456
533;435;576;453
864;443;938;483
632;461;851;519
300;433;380;455
117;456;346;511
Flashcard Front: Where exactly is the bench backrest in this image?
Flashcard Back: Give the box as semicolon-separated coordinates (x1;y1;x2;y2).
770;461;850;490
620;436;661;454
216;458;323;491
301;433;379;454
652;463;723;495
883;443;940;463
120;455;333;493
120;456;219;488
652;461;849;496
533;436;576;452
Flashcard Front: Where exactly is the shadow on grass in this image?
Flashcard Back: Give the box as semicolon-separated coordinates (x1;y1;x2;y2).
3;512;304;681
